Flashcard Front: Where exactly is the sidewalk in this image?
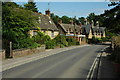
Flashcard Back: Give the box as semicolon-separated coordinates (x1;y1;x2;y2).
2;44;89;71
98;52;119;79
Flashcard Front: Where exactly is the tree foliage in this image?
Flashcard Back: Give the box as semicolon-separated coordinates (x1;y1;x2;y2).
24;0;38;12
2;2;39;49
100;2;120;34
51;13;60;24
61;16;72;24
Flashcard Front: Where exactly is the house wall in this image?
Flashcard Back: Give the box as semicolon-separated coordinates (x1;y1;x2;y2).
29;30;59;39
88;29;92;39
103;32;106;37
54;31;59;38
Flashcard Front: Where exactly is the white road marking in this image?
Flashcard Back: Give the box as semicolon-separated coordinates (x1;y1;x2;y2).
86;53;101;80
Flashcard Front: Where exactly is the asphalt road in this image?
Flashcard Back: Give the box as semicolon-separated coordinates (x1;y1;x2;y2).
2;45;107;78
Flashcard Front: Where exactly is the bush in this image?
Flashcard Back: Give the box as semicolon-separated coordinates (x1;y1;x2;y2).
76;41;80;45
13;37;39;49
68;37;80;45
33;31;51;44
54;35;68;47
60;44;65;48
66;38;77;46
45;40;55;49
91;37;102;44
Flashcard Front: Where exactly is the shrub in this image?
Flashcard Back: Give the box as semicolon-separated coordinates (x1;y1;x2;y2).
45;40;55;49
76;41;80;45
60;44;65;48
54;35;68;47
66;38;77;46
33;31;51;44
13;37;39;49
91;37;102;44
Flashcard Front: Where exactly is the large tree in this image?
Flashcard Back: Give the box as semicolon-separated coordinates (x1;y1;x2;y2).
100;2;120;34
2;2;39;49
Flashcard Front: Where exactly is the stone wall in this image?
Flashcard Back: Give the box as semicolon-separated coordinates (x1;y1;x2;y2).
12;45;45;58
0;50;5;59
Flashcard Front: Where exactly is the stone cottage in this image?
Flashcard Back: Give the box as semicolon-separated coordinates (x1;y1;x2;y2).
57;20;86;45
29;10;59;39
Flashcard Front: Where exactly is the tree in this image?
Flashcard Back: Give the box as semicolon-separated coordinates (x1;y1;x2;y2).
100;2;120;34
24;0;38;12
87;13;99;25
78;17;85;25
61;16;72;24
51;13;60;24
2;2;39;49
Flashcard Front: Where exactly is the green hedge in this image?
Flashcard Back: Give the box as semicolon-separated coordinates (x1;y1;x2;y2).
45;35;80;49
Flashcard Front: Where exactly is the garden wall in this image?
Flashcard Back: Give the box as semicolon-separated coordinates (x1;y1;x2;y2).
12;45;45;58
0;50;5;59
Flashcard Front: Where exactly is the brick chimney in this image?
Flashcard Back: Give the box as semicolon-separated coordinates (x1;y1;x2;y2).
45;9;50;16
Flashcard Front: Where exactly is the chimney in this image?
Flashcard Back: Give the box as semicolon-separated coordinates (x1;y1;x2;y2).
45;9;50;16
59;19;62;24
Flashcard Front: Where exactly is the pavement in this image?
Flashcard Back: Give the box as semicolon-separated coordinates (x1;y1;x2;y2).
2;44;106;78
98;51;120;79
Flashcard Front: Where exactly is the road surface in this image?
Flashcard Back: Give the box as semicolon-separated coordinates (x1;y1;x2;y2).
2;45;107;78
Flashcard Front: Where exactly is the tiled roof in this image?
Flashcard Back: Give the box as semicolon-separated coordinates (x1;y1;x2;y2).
82;24;106;34
93;27;106;34
82;24;92;34
34;13;58;31
59;23;81;33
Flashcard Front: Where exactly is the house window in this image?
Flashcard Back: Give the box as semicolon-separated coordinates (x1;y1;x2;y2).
51;31;54;37
33;31;37;36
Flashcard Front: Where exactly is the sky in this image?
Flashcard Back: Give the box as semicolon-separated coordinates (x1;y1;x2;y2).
16;2;113;18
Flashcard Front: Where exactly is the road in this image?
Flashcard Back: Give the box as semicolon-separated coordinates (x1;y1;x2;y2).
2;45;107;78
